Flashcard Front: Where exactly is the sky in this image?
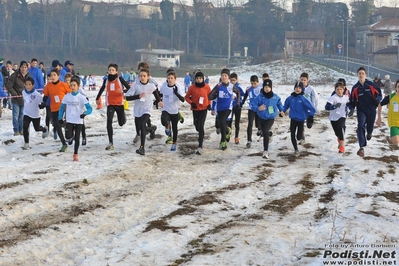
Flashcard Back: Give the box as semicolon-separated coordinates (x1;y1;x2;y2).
0;59;398;265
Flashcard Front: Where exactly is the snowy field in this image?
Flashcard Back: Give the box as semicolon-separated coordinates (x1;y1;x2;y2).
0;59;398;266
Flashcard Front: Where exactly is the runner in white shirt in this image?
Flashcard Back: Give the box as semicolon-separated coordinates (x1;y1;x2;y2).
158;70;185;151
21;77;48;150
58;76;92;161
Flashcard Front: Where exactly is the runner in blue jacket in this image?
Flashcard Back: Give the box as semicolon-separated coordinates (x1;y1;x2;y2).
283;81;315;157
252;79;284;159
208;68;240;151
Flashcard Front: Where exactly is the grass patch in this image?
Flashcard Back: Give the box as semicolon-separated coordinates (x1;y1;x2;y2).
3;139;15;145
172;220;235;265
143;219;181;233
355;193;370;198
376;170;385;178
377;191;399;204
32;168;58;174
262;192;312;215
318;124;329;133
319;188;337;203
255;168;273;181
388;165;396;175
164;207;197;219
178;143;199;156
359;210;380;217
314;207;328;221
346;135;357;144
0;202;105;248
179;192;222;206
364;155;398;163
303;249;322;257
326;170;339;183
296;173;315;192
0;181;21;190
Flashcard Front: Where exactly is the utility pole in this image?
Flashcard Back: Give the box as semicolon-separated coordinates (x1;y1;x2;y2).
228;16;231;67
346;19;350;72
75;13;78;47
187;21;189;54
341;19;345;57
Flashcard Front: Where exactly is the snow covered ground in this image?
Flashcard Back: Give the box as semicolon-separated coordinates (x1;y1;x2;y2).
0;59;398;266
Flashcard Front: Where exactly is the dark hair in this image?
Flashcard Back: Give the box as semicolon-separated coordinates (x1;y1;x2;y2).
31;58;38;63
64;73;73;80
166;68;174;75
167;71;176;78
262;73;269;78
138;62;149;70
335;82;345;89
337;78;346;86
230;72;238;79
50;68;60;76
71;75;81;86
25;77;35;85
357;66;367;74
395;80;399;88
300;72;309;79
108;63;118;71
139;68;150;76
250;75;259;82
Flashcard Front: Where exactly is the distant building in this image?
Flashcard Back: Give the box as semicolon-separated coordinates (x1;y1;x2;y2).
79;0;194;19
285;31;325;56
135;48;184;68
356;18;399;67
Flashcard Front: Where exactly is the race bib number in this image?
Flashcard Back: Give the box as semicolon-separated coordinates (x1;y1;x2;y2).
268;106;274;114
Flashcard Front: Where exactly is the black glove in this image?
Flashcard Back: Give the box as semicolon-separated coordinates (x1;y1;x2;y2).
80;113;86;119
173;86;178;95
38;102;46;109
335;103;342;108
191;102;197;109
58;119;65;126
235;104;241;110
153;99;159;109
207;104;211;111
306;116;314;129
348;109;355;117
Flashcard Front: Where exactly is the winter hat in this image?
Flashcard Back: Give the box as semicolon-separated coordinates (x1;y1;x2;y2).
263;79;272;89
221;68;230;76
385;75;390;81
20;61;28;68
52;60;60;68
195;71;204;79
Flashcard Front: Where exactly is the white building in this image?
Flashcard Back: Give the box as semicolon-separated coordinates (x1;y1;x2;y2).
135;48;185;68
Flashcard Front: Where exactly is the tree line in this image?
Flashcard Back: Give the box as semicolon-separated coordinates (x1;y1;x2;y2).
0;0;376;66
